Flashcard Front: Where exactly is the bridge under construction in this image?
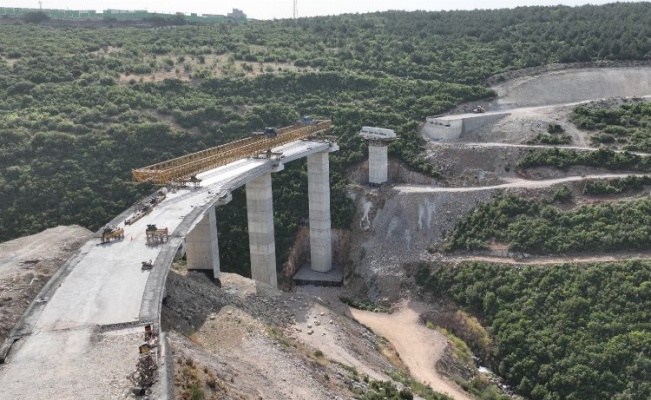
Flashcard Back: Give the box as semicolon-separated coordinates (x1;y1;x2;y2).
132;120;333;185
0;119;339;399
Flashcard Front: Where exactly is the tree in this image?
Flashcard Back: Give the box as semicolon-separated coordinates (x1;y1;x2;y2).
23;12;50;24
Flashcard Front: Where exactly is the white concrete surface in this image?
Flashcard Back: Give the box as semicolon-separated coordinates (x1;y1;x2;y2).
185;207;220;280
0;139;337;399
307;151;332;273
494;67;651;109
421;112;510;141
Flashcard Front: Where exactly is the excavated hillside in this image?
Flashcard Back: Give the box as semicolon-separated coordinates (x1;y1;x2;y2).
349;66;651;303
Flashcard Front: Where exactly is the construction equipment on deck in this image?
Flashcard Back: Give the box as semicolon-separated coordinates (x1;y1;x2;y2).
125;189;167;225
252;127;278;138
101;226;124;243
297;115;316;125
132;120;333;185
129;325;159;396
177;175;202;188
145;224;168;245
254;149;284;160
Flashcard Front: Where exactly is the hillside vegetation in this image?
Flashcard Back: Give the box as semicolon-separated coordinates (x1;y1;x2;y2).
442;192;651;254
414;261;651;400
572;101;651;151
1;3;650;272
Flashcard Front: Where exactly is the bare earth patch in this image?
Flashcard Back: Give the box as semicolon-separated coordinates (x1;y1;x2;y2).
351;301;474;400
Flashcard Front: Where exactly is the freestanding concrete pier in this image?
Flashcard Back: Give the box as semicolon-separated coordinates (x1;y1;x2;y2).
359;126;398;186
307;151;333;273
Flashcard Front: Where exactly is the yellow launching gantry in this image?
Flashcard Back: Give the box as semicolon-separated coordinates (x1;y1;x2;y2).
132;119;333;185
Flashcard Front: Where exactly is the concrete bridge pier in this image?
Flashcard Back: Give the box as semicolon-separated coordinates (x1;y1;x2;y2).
246;172;278;288
185;207;221;283
368;141;389;185
307;151;332;272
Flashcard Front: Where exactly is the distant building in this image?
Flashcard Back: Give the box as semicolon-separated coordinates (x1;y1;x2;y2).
227;8;246;19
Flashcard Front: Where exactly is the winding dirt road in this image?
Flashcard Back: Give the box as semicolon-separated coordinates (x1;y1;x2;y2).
396;173;651;193
351;302;474;400
429;252;651;265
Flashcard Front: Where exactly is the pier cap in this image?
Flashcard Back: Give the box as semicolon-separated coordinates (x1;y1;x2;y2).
358;126;397;141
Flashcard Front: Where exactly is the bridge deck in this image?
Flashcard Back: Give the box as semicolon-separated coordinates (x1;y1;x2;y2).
0;139;334;399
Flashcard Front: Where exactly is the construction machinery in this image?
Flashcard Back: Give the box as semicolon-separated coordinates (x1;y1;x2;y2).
129;325;159;396
254;149;284;160
125;189;167;226
252;127;278;138
100;226;124;244
145;224;168;245
297;115;316;125
473;105;485;113
132;120;333;185
177;175;202;188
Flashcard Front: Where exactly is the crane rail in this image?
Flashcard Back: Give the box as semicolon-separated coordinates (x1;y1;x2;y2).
132;120;333;185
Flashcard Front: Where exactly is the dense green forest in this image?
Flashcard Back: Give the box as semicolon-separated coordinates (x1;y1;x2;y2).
1;3;651;269
517;147;651;171
571;101;651;151
414;261;651;400
442;191;651;254
583;175;651;195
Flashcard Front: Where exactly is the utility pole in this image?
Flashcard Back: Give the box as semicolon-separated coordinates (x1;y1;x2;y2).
38;0;42;10
293;0;298;19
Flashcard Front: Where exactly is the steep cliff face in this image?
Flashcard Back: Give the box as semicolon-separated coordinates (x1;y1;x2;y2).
346;185;495;303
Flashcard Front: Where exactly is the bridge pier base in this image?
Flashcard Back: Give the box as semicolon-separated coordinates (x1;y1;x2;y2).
307;151;332;273
185;207;220;283
246;172;277;288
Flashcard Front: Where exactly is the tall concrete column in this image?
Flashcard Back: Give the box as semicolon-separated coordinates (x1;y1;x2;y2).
246;172;277;288
307;151;332;273
369;141;389;185
185;207;220;281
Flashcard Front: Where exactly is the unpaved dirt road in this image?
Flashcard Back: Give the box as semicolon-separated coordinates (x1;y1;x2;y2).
351;302;474;400
396;173;651;193
433;140;651;156
428;252;651;265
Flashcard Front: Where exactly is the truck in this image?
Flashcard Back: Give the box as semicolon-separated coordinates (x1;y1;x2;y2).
252;127;277;138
